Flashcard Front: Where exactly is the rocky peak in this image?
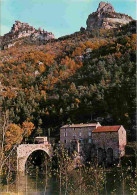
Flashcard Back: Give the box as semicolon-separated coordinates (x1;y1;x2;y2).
1;21;55;49
97;2;115;13
11;21;35;34
86;1;133;31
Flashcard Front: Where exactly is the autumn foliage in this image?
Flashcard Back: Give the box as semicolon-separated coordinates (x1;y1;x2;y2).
5;122;34;151
0;21;136;140
5;124;23;151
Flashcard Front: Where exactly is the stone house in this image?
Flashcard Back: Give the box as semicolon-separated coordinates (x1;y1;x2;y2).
60;123;127;165
60;122;101;152
92;125;127;165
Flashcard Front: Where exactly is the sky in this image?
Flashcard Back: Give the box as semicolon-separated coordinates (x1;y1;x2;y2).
0;0;136;38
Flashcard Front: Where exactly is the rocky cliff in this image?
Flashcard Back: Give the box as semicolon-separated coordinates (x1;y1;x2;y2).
1;21;55;49
86;1;133;31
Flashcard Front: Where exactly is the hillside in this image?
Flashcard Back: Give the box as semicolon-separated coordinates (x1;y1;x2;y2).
0;2;136;142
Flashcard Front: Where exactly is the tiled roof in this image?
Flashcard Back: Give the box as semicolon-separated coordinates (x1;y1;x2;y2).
92;126;121;133
61;123;99;128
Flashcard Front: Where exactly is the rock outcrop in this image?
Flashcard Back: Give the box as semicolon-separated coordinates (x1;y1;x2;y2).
86;1;133;31
97;2;115;13
1;21;55;49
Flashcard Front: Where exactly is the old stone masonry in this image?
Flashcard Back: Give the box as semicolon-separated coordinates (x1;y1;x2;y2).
60;123;127;165
17;137;52;174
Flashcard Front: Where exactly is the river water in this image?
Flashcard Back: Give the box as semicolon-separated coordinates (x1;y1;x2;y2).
0;171;60;195
0;167;136;195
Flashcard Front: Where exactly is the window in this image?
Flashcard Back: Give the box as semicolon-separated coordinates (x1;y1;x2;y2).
64;130;67;137
88;132;91;136
64;140;67;143
79;132;81;137
79;139;83;143
88;138;91;143
73;133;76;139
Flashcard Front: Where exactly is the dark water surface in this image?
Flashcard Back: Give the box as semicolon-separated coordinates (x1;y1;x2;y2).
0;168;135;195
0;171;60;195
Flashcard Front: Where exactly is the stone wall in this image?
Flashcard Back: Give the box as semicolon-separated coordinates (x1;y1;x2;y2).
92;131;119;160
118;126;127;157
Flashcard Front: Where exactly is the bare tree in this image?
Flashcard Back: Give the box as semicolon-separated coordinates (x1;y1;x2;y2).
0;109;9;174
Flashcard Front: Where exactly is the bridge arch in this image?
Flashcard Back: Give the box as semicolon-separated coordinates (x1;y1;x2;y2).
17;144;52;174
25;149;50;171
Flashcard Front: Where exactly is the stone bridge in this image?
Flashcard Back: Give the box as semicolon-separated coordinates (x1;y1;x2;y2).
17;142;52;174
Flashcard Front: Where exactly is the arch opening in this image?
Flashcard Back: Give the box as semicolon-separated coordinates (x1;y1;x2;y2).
25;149;50;174
107;148;113;166
98;148;106;166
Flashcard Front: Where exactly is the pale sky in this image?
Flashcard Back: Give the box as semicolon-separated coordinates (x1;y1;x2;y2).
1;0;136;38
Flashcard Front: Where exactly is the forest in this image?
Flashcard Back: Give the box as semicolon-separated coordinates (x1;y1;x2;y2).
0;20;136;154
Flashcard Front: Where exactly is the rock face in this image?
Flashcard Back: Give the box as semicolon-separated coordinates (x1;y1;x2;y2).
86;1;133;31
97;2;115;13
1;21;55;49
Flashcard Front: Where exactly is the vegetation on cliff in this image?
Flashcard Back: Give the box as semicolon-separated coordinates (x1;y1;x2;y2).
0;21;136;145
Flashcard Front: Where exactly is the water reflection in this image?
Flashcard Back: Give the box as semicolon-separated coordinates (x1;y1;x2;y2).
0;169;59;195
0;149;59;194
0;167;135;194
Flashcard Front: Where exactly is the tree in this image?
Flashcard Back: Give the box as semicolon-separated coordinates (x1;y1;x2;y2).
22;121;35;138
4;124;23;151
0;110;9;176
